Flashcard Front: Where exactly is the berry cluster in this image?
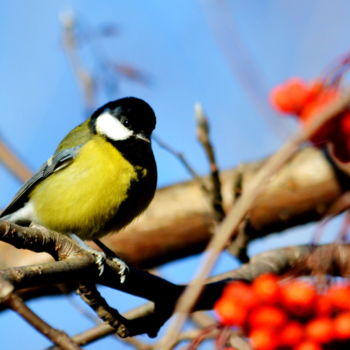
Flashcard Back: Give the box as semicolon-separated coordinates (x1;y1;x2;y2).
214;274;350;350
270;78;350;162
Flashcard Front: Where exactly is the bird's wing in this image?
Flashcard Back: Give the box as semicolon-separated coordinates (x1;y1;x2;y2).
1;145;82;217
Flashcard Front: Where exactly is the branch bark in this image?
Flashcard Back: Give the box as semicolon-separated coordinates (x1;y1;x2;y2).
0;147;346;271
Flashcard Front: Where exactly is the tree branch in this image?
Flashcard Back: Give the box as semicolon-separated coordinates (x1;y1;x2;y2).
195;103;225;222
0;276;81;350
0;146;347;271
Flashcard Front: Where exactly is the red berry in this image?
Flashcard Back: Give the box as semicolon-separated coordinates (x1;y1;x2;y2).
214;297;247;326
334;311;350;340
252;274;280;304
270;78;309;115
270;86;293;113
222;282;257;310
306;80;324;102
305;317;334;344
286;78;309;109
327;284;350;311
301;88;340;121
279;321;304;347
315;294;333;316
294;340;322;350
300;89;339;145
281;280;316;316
249;305;287;330
249;327;277;350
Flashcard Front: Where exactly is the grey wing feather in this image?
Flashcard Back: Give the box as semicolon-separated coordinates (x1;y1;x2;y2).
1;145;82;218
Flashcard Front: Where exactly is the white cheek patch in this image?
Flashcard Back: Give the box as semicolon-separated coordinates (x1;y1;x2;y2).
95;112;133;141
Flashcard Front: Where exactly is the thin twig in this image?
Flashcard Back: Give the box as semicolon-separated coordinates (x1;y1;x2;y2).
62;304;157;348
77;282;130;338
65;294;101;324
0;276;81;350
185;325;219;350
191;311;215;329
60;10;95;110
215;326;232;350
7;294;81;350
0;139;32;183
312;192;350;244
153;134;210;194
156;88;350;350
229;334;252;350
195;103;225;223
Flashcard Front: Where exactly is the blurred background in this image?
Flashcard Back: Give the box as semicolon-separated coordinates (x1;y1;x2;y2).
1;1;350;349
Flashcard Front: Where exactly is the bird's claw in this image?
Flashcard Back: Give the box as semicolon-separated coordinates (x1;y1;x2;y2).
91;250;106;276
111;257;129;284
69;234;128;282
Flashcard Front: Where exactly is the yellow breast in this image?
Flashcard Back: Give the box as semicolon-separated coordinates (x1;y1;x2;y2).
30;135;137;236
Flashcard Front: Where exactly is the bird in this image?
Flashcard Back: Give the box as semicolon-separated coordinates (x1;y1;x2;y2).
1;97;157;278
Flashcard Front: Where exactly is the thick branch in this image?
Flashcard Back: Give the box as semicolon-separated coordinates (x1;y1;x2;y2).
0;147;346;271
104;147;345;267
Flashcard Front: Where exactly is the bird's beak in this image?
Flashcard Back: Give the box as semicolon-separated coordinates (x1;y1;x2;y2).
135;132;151;143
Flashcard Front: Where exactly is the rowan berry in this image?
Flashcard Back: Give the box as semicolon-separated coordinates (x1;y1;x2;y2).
334;311;350;340
249;327;278;350
281;280;316;316
305;317;334;344
222;281;257;310
314;294;333;316
294;340;322;350
214;297;247;326
279;321;304;347
327;284;350;311
252;274;280;304
270;78;309;115
249;305;287;330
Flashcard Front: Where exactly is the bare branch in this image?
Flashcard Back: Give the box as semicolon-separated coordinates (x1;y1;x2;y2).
0;276;81;350
60;10;95;109
195;103;225;222
0;146;345;271
0;139;32;183
77;282;130;338
153;134;210;194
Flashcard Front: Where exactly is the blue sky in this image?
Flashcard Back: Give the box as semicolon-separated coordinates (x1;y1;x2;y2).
1;1;350;349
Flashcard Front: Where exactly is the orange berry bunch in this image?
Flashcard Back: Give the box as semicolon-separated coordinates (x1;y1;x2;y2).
214;274;350;350
270;78;350;162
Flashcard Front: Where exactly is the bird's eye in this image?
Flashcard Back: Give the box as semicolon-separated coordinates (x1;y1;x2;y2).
120;117;130;128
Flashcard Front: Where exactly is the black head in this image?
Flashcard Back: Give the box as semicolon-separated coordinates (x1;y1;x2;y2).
89;97;156;142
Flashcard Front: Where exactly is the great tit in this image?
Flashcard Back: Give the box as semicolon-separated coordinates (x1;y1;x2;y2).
1;97;157;242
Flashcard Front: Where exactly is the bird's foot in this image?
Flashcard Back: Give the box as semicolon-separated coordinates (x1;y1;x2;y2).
93;238;129;284
70;234;106;276
70;235;129;283
111;256;129;284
